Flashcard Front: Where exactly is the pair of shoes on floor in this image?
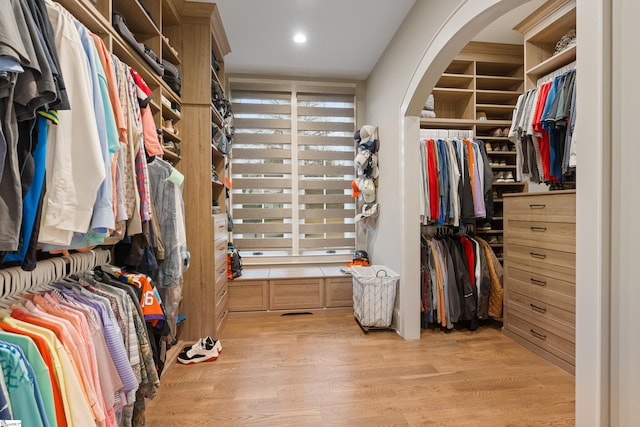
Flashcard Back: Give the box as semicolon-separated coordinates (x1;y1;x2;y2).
494;171;515;183
178;336;223;364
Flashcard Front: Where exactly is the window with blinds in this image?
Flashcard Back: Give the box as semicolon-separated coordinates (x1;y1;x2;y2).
229;78;357;258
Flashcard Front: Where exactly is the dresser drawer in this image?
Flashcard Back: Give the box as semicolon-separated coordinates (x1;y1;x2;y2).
215;295;229;338
213;214;227;236
216;280;229;314
506;291;575;342
214;238;228;258
506;313;575;365
214;259;227;287
504;243;575;282
504;192;575;222
505;265;575;312
504;220;575;253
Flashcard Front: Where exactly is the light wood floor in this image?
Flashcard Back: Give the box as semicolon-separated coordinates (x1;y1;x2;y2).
146;312;575;426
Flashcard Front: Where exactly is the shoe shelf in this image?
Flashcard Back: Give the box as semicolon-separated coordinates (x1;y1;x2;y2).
162;147;181;163
486;150;517;155
162;127;181;143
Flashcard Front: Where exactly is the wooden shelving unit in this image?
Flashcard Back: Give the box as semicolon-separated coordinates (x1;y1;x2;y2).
170;2;232;341
515;0;576;90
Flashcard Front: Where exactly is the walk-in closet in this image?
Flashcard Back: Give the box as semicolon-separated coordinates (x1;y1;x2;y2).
1;0;638;425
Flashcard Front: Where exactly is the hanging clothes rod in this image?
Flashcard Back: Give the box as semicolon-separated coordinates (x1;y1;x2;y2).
420;128;474;141
537;60;577;86
0;249;111;299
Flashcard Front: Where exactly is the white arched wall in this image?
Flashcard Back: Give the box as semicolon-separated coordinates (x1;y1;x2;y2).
365;0;528;339
366;0;620;425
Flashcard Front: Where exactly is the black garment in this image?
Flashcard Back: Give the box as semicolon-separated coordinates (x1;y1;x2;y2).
459;144;475;221
450;237;476;321
12;0;57;121
25;0;70;110
441;238;462;323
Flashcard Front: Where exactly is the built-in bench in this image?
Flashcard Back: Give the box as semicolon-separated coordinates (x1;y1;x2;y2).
227;265;354;315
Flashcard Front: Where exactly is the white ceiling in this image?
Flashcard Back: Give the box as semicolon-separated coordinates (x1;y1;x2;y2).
188;0;548;80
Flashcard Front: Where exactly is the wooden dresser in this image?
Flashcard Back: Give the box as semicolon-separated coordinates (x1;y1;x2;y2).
213;213;229;338
502;190;576;373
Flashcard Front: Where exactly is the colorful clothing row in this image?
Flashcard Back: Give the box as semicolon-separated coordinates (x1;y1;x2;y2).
1;0;168;268
419;138;494;227
420;234;503;330
0;267;166;427
508;68;576;183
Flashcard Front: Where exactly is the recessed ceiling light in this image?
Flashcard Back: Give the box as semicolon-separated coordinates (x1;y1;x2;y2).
293;33;307;44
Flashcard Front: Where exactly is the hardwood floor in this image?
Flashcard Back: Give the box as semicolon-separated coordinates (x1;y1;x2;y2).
146;312;575;426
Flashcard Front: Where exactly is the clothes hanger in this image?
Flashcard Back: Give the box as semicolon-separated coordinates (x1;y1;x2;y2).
0;269;10;300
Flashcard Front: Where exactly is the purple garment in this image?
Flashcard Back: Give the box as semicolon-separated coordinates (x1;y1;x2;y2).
471;143;486;218
60;288;139;395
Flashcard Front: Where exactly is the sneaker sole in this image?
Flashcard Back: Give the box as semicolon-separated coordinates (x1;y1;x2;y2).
177;354;218;365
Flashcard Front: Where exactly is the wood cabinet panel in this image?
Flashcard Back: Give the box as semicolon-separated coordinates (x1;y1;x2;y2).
269;279;324;310
228;280;269;311
325;277;354;308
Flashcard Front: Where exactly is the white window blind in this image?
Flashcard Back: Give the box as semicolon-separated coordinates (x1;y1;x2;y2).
229;79;357;257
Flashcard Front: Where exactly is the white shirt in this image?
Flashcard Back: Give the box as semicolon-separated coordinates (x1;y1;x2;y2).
40;1;106;245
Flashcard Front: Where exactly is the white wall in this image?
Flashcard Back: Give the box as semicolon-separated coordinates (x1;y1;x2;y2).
608;1;640;425
365;0;529;339
575;0;611;424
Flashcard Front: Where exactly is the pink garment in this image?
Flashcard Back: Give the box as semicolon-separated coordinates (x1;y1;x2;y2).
141;106;164;157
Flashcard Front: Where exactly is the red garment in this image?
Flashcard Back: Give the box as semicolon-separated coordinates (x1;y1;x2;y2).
533;82;552;181
427;139;440;221
460;236;476;288
0;321;68;427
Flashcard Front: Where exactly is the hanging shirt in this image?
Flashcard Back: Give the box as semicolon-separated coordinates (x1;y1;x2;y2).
0;341;46;427
39;0;106;246
0;318;67;427
0;331;57;427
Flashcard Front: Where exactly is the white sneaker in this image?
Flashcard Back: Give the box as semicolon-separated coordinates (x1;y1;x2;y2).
504;172;515;183
178;337;222;364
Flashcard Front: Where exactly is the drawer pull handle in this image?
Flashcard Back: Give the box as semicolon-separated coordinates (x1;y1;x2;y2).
530;226;547;232
530;252;547;259
529;204;546;209
530;303;547;313
530;329;547;340
530;278;547;286
218;267;226;275
218;287;227;299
